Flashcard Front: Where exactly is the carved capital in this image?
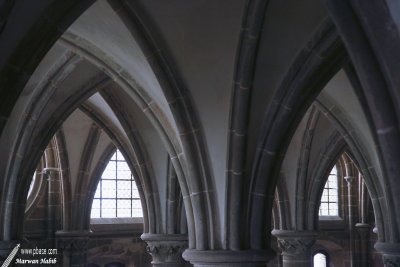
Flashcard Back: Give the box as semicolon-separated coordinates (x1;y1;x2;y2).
277;239;315;255
146;241;187;264
57;238;89;252
271;230;317;256
142;234;188;265
55;230;90;253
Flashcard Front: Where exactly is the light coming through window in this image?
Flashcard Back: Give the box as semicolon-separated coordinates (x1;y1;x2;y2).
319;164;339;216
91;150;142;218
313;253;327;267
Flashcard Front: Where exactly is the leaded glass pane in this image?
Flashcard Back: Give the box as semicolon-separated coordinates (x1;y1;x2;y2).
319;164;339;217
117;181;132;198
91;209;100;219
132;187;140;198
102;180;116;198
102;199;116;218
90;149;143;219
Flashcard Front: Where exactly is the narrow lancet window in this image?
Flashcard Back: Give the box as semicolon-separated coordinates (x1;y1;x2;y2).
319;165;339;216
91;150;142;218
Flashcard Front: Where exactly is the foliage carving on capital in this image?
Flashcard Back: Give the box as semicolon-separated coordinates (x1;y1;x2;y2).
146;241;187;263
57;238;89;252
277;238;315;255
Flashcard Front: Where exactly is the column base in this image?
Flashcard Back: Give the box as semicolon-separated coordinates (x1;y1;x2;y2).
375;242;400;267
182;249;275;266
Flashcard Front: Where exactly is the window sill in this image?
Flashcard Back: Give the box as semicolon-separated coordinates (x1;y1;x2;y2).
318;216;342;221
90;217;143;224
89;218;144;236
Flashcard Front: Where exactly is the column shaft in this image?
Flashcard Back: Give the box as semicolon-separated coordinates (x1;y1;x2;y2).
345;176;356;267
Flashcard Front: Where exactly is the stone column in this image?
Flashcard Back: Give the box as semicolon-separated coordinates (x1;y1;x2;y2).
56;230;90;267
375;243;400;267
355;223;370;267
345;176;356;267
271;230;317;267
142;233;189;267
182;249;275;267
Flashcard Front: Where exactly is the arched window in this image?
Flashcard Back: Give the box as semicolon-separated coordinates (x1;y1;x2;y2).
319;164;339;216
313;252;328;267
90;149;142;218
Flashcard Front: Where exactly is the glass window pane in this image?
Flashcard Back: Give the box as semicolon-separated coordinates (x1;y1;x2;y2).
132;199;143;217
102;199;116;209
117;161;130;172
102;166;116;179
132;199;141;209
319;164;339;217
102;180;116;198
117;170;131;180
117;199;131;217
94;187;101;198
101;199;116;218
132;187;140;198
92;199;100;209
90;149;143;219
91;209;100;219
117;209;131;218
116;150;123;160
117;181;132;198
